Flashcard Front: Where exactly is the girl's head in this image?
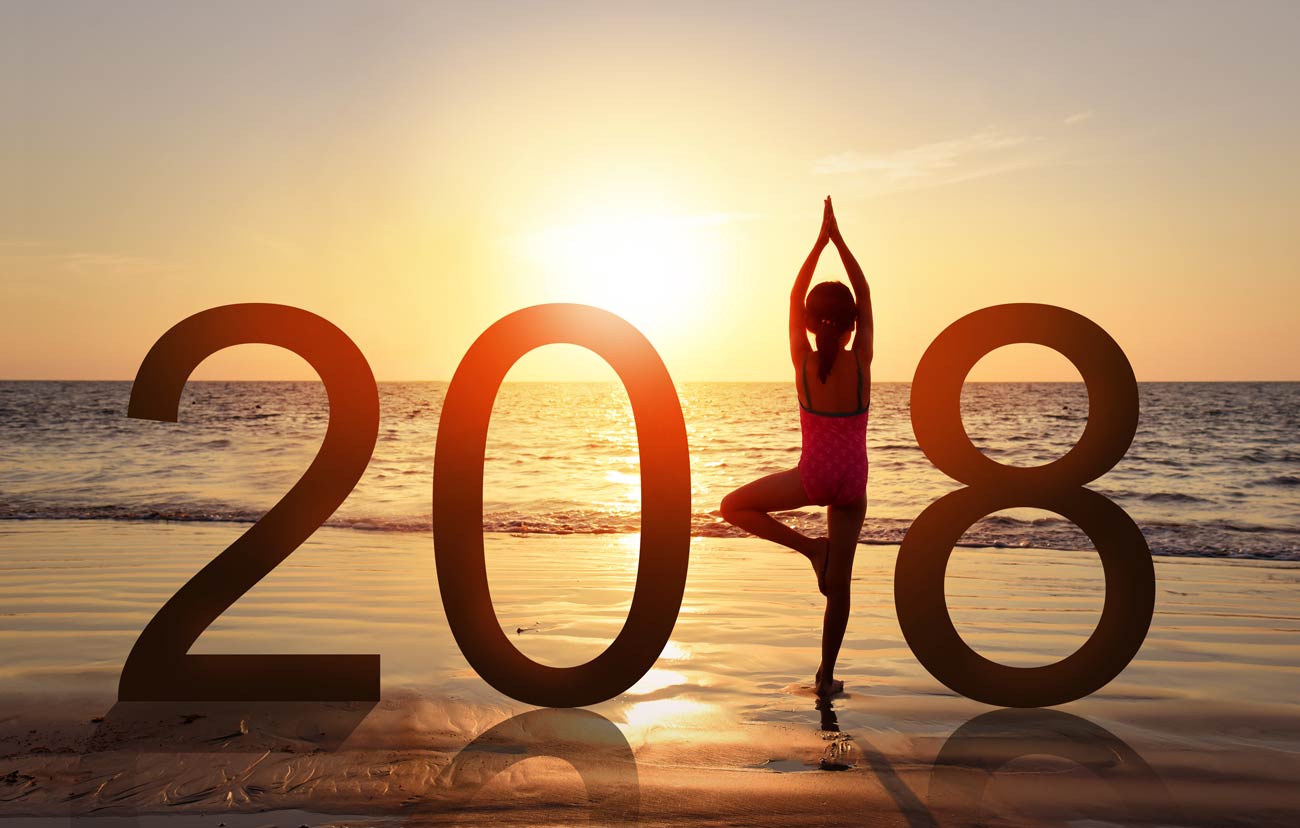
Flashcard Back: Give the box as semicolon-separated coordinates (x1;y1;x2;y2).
804;281;857;382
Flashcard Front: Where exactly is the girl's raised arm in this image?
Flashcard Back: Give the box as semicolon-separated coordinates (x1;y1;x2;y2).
789;198;833;367
826;199;873;363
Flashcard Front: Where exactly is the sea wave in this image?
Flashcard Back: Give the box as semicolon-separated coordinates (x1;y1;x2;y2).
3;380;1298;563
3;506;1296;561
1259;474;1300;487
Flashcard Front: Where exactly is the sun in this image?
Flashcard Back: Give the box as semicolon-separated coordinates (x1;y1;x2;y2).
515;207;728;340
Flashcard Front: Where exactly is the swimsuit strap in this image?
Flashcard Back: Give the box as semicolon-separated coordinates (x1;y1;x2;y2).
801;352;812;409
802;350;869;415
854;351;863;411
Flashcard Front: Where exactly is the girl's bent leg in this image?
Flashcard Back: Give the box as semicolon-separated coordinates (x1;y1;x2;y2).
720;468;821;559
817;495;866;696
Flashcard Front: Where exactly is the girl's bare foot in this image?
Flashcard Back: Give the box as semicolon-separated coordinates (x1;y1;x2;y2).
802;537;830;596
817;678;844;697
814;666;844;697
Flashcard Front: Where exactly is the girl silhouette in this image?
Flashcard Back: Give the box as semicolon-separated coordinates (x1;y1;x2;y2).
720;196;872;697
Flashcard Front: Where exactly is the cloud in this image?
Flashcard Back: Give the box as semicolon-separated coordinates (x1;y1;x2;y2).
1;242;173;281
812;130;1031;180
1064;110;1095;125
810;128;1056;196
53;252;172;277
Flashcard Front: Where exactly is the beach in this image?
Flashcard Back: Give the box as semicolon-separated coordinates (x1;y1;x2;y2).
8;0;1300;822
1;521;1297;827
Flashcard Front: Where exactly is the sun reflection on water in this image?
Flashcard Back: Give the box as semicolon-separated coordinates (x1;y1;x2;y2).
659;640;692;661
622;697;718;730
625;668;689;695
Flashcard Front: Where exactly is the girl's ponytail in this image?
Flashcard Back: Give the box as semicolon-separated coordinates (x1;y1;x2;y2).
813;319;841;382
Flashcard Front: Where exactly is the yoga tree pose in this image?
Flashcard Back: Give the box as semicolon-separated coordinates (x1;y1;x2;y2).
721;196;872;697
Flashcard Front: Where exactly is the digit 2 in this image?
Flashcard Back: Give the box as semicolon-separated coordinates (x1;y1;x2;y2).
118;303;380;701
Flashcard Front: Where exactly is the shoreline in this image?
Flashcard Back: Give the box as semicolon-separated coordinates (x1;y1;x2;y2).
3;516;1297;564
1;521;1297;826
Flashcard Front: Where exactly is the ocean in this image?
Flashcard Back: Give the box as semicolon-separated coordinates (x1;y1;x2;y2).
1;381;1296;560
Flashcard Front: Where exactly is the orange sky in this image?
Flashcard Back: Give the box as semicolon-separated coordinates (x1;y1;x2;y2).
4;3;1299;381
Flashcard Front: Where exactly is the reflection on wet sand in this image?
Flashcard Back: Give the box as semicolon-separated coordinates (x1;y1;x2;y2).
423;707;639;826
7;695;1215;828
816;695;940;827
801;696;1173;828
68;700;377;826
928;708;1173;826
61;702;639;827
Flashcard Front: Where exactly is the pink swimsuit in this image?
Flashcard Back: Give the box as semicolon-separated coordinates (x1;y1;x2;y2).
798;353;869;507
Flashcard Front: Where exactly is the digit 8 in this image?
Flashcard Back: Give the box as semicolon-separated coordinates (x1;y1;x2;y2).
895;303;1154;707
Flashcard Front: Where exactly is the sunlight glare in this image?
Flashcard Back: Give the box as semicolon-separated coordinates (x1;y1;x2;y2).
622;698;717;730
515;208;727;338
625;668;689;695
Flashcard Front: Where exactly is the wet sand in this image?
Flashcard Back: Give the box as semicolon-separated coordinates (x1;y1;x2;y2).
1;521;1297;826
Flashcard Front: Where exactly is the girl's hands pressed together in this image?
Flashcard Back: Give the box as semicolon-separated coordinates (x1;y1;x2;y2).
817;196;835;247
824;195;842;245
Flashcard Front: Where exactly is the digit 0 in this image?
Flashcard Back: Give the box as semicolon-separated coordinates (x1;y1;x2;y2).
433;304;691;708
895;303;1154;707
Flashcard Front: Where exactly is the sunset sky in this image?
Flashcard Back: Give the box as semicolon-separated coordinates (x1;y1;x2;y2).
4;1;1298;381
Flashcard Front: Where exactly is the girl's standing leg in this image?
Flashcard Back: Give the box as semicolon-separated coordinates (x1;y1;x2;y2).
816;495;865;696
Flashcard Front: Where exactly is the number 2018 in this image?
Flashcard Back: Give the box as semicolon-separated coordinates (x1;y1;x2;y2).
118;302;1153;710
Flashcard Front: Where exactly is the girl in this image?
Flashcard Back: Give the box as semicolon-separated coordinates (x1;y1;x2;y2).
720;196;872;697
